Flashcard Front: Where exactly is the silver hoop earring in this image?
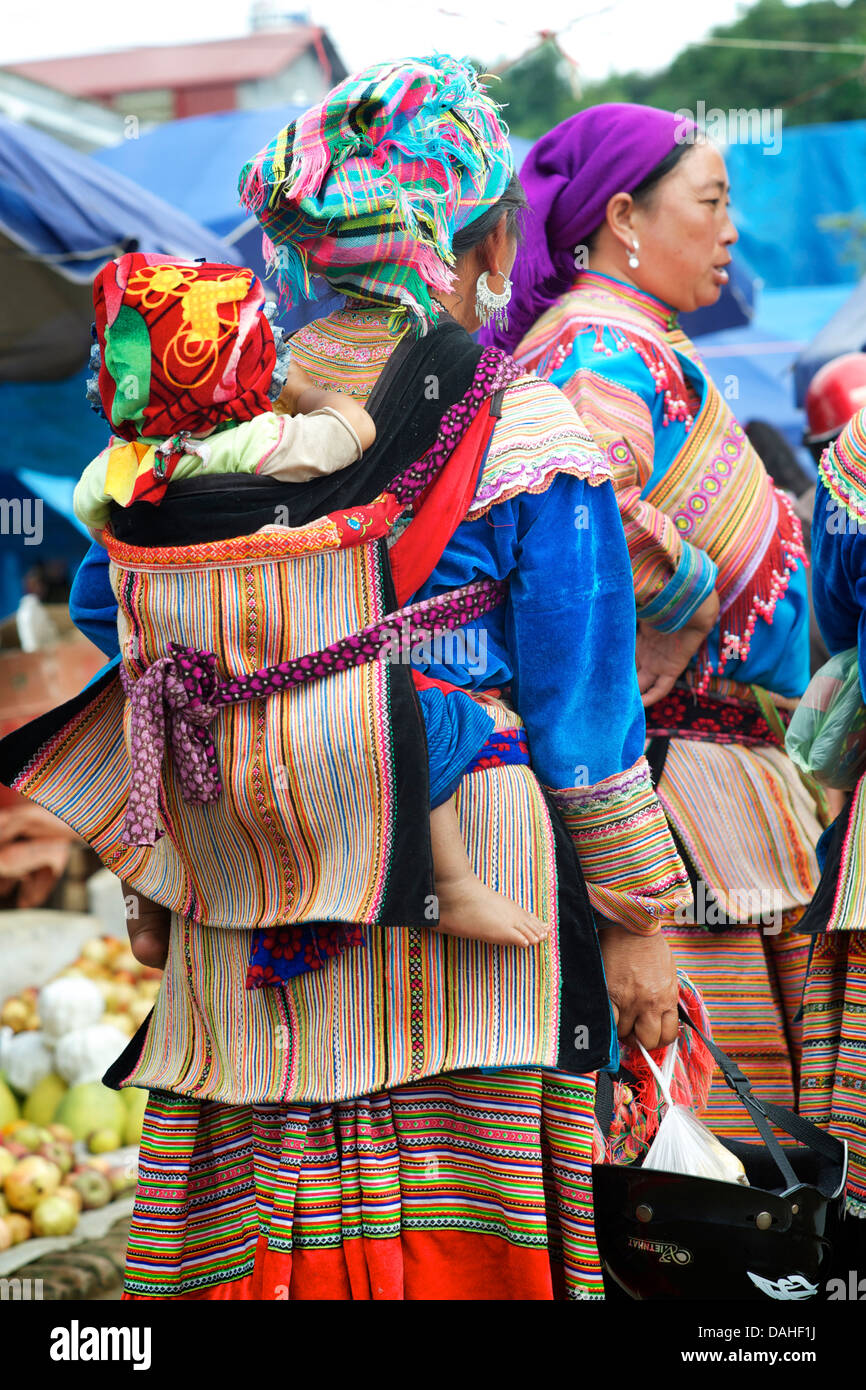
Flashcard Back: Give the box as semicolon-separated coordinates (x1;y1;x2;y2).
628;239;640;269
475;269;512;330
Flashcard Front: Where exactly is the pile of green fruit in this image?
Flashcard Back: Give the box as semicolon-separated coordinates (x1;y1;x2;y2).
0;1115;138;1248
0;1071;147;1153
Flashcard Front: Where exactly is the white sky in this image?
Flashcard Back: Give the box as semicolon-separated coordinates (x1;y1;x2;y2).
0;0;818;83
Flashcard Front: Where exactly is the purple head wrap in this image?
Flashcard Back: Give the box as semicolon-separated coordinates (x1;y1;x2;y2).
486;103;696;353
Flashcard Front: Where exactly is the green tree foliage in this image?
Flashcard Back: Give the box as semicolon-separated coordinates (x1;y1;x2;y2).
492;42;581;139
496;0;866;137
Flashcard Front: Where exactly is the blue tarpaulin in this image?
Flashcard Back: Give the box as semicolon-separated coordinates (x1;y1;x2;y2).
0;113;240;287
793;276;866;404
94;105;306;244
694;284;850;469
725;120;866;290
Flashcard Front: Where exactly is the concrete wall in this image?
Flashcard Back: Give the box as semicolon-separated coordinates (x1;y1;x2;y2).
238;51;330;110
0;901;126;1000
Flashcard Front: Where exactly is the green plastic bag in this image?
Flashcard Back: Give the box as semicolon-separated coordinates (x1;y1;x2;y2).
786;647;866;790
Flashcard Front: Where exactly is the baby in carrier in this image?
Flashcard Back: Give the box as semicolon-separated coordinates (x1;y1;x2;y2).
75;254;547;957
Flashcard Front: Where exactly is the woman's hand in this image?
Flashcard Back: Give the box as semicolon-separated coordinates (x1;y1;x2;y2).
598;920;679;1050
121;879;170;969
636;589;720;707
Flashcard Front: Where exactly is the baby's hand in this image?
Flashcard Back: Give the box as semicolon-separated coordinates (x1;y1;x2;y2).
274;363;315;416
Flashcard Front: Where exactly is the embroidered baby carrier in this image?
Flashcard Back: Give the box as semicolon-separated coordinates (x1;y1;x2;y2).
0;322;521;931
1;315;621;1093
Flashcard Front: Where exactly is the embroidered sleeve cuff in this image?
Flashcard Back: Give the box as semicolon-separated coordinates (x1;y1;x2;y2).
549;755;692;935
636;542;717;633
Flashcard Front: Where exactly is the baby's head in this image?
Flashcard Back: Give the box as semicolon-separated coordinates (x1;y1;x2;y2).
87;253;291;441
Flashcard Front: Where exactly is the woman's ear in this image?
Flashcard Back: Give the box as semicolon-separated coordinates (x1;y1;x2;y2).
605;191;637;253
481;212;510;276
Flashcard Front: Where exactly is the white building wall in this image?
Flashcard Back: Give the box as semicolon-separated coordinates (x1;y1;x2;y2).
0;71;127;151
109;87;174;126
237;51;331;111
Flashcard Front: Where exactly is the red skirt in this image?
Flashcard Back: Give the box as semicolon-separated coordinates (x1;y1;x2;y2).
122;1067;604;1301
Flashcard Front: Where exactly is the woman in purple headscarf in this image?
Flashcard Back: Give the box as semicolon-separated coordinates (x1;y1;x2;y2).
492;104;826;1136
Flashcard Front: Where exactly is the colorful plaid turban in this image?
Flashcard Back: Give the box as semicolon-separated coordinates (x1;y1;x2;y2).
93;252;276;442
238;54;514;330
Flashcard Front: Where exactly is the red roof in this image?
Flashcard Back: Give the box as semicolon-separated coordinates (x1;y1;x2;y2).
6;29;327;98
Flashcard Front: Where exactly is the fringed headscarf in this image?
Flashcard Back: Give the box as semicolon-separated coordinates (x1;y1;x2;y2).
238;54;514;331
485;103;696;354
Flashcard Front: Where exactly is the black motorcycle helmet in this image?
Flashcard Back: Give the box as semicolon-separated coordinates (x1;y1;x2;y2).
593;1013;848;1301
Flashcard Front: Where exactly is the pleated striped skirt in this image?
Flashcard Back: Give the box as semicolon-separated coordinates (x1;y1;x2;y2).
666;921;811;1138
654;726;820;1141
800;933;866;1218
122;1068;603;1301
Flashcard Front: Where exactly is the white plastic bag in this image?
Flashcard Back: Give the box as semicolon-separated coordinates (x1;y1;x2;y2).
786;647;866;789
639;1039;749;1186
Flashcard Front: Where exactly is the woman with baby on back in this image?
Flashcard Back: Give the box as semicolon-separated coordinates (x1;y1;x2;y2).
0;56;691;1300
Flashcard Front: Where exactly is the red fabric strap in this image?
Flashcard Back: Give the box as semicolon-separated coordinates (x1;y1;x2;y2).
390;398;497;607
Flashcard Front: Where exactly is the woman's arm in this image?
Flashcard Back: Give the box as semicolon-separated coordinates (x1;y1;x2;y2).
509;472;687;1047
69;542;120;658
416;377;690;933
420;458;687;1045
550;353;718;634
505;469;690;927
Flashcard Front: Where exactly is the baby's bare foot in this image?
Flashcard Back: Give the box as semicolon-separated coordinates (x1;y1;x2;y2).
433;871;549;948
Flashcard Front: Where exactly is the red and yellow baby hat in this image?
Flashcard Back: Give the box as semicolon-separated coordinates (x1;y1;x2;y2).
92;252;276;442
